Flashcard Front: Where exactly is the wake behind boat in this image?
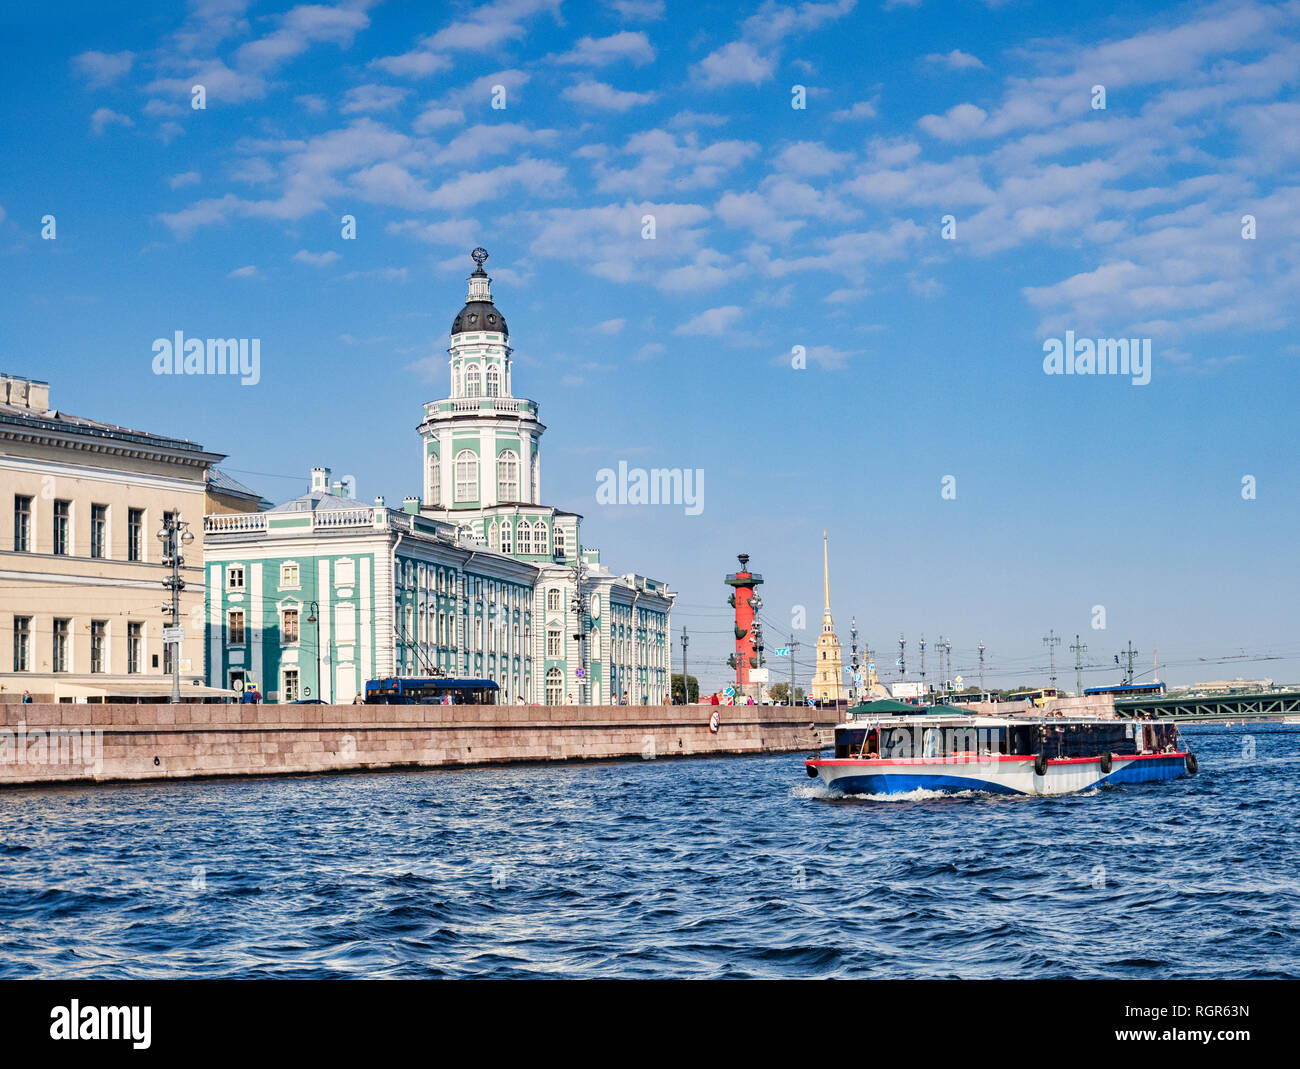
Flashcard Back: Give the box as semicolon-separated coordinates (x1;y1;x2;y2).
805;701;1197;797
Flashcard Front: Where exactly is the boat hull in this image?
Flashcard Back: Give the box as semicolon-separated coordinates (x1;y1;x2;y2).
807;753;1189;797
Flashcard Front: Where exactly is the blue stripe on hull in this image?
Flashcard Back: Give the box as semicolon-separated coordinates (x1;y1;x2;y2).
826;773;1024;796
1103;755;1188;784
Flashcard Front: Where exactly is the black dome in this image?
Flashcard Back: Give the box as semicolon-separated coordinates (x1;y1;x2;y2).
452;300;507;337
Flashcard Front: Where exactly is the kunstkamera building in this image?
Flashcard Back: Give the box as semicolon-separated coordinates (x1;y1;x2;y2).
202;250;673;705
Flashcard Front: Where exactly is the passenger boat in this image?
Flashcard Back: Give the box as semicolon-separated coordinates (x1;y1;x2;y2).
805;704;1197;797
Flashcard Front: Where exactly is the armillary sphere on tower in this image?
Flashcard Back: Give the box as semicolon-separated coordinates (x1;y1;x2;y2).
471;246;489;267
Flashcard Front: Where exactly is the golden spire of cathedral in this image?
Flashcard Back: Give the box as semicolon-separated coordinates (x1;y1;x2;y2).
823;530;831;610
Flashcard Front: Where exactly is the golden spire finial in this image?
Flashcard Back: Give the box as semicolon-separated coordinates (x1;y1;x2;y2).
822;530;830;610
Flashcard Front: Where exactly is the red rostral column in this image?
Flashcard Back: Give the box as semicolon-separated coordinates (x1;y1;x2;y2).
725;554;763;687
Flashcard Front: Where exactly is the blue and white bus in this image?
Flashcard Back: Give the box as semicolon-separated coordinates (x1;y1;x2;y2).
364;677;500;705
1083;682;1167;699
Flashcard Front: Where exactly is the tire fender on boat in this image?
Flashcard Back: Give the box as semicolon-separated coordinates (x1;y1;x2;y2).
806;762;819;778
1034;752;1049;777
1099;752;1113;774
1185;752;1199;775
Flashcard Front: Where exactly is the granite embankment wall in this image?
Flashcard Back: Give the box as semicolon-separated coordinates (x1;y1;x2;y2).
0;702;841;788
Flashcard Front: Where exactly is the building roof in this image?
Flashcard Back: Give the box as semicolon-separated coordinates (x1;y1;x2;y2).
451;300;507;338
208;468;273;509
267;490;370;513
0;397;224;466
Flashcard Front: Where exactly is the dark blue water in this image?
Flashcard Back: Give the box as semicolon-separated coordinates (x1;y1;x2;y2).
1;726;1296;978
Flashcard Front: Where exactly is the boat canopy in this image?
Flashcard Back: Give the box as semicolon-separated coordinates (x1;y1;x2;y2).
847;698;928;716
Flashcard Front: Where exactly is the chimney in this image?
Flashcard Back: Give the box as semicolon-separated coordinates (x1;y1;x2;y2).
402;496;420;514
7;376;29;408
311;467;330;493
27;381;50;412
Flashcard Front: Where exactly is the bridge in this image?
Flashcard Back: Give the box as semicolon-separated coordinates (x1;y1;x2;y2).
1114;690;1300;723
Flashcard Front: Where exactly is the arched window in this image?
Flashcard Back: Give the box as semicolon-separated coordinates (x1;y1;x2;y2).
488;522;498;550
452;366;460;396
455;450;478;502
427;453;439;505
499;521;512;554
533;521;548;555
465;364;481;397
546;588;561;612
554;526;566;560
497;450;518;502
545;666;563;706
486;365;500;397
517;522;532;555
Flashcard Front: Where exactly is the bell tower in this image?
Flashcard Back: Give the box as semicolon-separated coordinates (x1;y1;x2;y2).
417;248;546;512
810;531;844;703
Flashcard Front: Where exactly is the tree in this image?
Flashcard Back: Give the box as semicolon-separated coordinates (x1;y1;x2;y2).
768;683;806;705
671;673;700;704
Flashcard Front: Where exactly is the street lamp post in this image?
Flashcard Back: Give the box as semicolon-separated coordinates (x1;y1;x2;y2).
308;601;321;702
156;514;194;704
569;548;589;705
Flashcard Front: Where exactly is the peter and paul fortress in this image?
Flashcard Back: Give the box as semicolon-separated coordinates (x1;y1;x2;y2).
810;531;844;703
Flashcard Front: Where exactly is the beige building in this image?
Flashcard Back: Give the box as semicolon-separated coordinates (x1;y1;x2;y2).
0;372;265;702
810;531;844;703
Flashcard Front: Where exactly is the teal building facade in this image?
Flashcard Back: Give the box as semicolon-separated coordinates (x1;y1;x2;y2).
203;249;673;704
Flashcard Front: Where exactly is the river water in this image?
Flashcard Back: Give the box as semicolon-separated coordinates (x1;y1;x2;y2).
1;725;1295;978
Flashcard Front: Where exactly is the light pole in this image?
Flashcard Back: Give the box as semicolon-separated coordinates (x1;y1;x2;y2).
680;625;689;705
308;601;321;701
849;616;859;705
156;514;194;704
570;548;589;704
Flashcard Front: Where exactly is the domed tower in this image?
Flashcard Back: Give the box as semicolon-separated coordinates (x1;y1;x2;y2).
418;248;546;512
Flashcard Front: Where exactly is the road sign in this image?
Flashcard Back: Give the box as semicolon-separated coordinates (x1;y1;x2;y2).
775;647;790;656
162;626;184;643
574;666;586;678
956;675;964;688
723;686;735;697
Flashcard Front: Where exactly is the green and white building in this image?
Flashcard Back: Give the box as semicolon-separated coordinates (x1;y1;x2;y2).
203;249;674;704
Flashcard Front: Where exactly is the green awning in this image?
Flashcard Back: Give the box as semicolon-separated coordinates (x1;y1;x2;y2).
847;699;925;715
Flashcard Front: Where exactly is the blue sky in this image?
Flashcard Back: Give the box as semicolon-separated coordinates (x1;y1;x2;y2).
2;0;1298;692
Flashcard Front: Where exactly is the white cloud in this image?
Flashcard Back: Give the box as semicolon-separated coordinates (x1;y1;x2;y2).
387;218;483;247
341;85;410;114
774;141;853;176
694;0;856;87
925;49;985;71
674;305;743;335
561;79;656;111
556;32;656;67
831;99;878;121
90;108;133;135
609;0;664;18
917;102;989;140
370;49;452;78
413;105;465;133
227;265;259;278
293;249;341;266
695;41;774;88
436;123;557;165
591;317;626;334
589;129;760;196
72;50;135;87
167;171;201;189
427;0;561;53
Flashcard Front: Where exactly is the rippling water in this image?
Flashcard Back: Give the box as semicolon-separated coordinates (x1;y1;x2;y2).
1;725;1296;978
